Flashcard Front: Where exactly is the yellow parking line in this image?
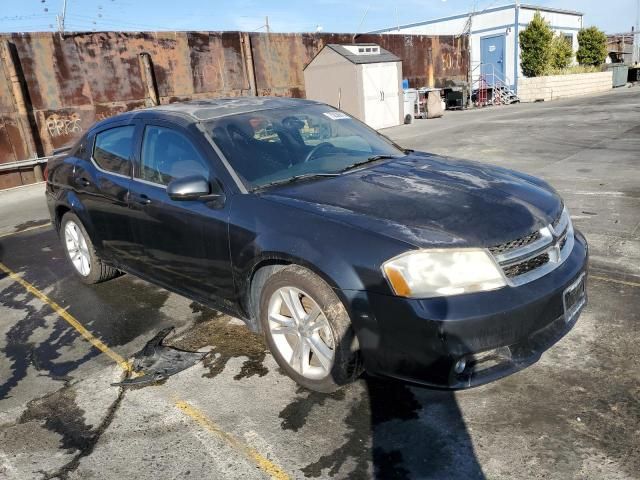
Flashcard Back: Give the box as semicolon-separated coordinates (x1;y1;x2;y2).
0;261;291;480
0;261;131;371
590;274;640;288
0;222;52;239
176;400;290;480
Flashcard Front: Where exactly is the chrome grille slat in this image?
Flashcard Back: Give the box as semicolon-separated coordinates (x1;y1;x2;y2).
492;227;553;264
489;208;574;287
488;231;541;255
499;242;553;268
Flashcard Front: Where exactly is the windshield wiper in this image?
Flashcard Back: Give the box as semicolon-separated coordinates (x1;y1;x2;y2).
339;155;400;173
253;172;340;191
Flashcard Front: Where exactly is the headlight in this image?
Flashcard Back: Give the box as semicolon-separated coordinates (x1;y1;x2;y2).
382;249;506;298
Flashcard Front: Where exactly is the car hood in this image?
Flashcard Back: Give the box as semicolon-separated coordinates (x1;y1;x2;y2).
260;153;563;249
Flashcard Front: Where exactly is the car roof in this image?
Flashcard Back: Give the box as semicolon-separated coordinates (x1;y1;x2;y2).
151;96;324;121
89;97;326;133
116;97;321;122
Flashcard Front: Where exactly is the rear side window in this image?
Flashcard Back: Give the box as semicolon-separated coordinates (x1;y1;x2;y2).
93;126;135;176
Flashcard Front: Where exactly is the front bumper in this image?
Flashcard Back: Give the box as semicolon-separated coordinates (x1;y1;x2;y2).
345;230;589;389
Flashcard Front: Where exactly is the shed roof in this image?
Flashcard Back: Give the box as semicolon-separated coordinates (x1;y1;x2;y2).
322;44;401;65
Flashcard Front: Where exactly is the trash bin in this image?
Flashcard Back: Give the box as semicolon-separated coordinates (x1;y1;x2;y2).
608;64;629;87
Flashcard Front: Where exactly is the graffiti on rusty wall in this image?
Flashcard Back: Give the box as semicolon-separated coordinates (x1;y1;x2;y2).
0;30;468;188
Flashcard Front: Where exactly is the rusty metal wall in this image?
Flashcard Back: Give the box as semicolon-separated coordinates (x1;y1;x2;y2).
0;31;468;189
249;33;468;97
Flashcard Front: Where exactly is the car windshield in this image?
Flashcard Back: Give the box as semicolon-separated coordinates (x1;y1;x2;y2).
205;105;405;190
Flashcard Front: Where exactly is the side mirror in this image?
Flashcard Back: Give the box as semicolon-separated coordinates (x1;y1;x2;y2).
167;175;210;201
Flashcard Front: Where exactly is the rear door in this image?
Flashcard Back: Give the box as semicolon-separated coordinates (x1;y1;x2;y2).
72;121;138;264
128;120;235;304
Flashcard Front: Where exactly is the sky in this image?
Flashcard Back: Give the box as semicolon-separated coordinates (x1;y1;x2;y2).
0;0;637;34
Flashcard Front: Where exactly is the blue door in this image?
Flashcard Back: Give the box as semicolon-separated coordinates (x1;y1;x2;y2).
481;34;505;85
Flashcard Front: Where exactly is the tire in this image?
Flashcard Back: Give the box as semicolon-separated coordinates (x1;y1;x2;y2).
259;265;362;392
60;212;120;284
404;113;413;124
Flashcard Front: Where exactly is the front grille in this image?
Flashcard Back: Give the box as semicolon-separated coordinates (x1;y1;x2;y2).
503;253;550;278
488;208;572;285
488;231;541;255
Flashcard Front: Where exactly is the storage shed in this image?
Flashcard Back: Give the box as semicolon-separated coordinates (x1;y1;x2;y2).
303;44;403;130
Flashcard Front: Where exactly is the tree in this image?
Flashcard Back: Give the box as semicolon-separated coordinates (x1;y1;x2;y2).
549;33;574;70
519;11;553;77
576;27;608;66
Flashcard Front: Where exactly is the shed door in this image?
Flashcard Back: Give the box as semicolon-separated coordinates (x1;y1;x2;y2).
362;63;400;130
481;34;505;85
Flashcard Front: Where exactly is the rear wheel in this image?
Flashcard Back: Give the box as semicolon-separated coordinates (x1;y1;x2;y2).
259;265;362;392
60;212;120;284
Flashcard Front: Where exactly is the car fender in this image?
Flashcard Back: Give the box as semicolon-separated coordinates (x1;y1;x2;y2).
57;189;98;243
229;195;411;319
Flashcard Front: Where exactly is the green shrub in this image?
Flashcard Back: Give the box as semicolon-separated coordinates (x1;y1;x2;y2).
576;27;607;66
519;11;553;77
545;64;602;76
549;33;574;71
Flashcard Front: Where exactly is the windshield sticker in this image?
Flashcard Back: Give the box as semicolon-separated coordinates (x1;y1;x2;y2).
323;111;350;120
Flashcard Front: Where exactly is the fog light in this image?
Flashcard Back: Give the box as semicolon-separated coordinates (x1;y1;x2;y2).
454;358;467;374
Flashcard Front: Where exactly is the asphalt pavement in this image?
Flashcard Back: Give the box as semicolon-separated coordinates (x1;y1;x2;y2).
1;87;638;479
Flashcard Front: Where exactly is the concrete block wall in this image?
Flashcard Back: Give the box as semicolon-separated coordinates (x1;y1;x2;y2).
518;72;613;102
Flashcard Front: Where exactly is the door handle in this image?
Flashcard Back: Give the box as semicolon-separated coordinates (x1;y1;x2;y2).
77;176;91;187
134;194;151;205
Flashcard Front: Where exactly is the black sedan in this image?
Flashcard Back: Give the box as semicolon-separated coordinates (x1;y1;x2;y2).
46;97;588;392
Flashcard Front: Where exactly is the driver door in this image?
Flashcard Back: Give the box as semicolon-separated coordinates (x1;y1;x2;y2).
128;121;234;303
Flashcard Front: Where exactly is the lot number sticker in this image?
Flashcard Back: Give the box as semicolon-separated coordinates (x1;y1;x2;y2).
323;111;350;120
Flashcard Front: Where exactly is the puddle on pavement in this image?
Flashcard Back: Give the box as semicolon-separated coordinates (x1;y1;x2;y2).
18;384;125;479
279;386;346;432
12;219;50;233
168;303;269;380
20;386;95;453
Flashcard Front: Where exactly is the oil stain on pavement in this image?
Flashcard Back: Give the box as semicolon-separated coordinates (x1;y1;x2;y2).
169;302;269;381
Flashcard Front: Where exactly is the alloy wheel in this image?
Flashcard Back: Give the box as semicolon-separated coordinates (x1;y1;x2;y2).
267;286;335;379
64;221;91;276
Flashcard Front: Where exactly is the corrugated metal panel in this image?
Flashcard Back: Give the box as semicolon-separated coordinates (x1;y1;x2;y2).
0;30;468;189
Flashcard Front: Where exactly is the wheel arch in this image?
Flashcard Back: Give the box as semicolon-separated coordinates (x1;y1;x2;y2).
54;191;97;243
243;253;348;333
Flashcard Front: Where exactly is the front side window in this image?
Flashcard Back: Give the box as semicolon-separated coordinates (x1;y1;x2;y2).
206;105;404;189
139;126;209;186
93;125;135;176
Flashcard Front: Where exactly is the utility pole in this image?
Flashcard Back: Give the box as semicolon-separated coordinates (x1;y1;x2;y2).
265;16;270;34
634;0;640;65
353;5;370;43
56;0;67;34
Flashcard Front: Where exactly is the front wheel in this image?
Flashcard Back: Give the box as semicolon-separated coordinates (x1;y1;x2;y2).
259;265;362;392
60;212;120;284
